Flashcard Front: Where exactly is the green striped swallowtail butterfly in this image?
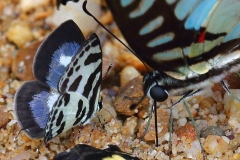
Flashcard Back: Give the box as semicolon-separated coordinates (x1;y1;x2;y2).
104;0;240;155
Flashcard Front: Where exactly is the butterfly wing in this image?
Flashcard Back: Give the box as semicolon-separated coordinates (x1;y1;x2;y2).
106;0;240;80
14;81;59;138
106;0;198;72
33;20;84;90
14;20;85;139
187;1;240;75
44;33;102;142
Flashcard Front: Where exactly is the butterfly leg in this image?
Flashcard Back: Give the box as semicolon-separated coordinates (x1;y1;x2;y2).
137;98;160;148
221;80;240;101
70;127;79;142
88;122;96;143
71;128;75;141
139;101;154;140
183;100;205;160
96;114;106;132
169;89;203;159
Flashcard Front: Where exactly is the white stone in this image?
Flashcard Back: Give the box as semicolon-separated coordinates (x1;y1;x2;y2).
48;0;101;35
20;0;50;12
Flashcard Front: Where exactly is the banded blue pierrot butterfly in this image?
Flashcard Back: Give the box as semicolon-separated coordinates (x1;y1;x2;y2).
14;20;102;142
105;0;240;149
54;144;140;160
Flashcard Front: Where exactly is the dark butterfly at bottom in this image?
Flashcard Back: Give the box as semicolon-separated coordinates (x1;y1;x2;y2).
53;144;140;160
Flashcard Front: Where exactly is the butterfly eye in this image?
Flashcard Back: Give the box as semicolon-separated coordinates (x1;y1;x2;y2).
150;85;168;102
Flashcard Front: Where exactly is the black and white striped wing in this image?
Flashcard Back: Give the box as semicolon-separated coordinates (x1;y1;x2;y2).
44;33;102;142
14;20;102;142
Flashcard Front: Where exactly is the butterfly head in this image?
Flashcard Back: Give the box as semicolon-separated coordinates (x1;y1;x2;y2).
143;71;169;102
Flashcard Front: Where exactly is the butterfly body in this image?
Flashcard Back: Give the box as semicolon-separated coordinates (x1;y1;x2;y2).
14;20;102;142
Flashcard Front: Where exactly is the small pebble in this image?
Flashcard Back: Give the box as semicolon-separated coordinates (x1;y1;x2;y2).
122;116;138;137
223;89;240;117
174;123;197;142
228;111;240;134
138;108;169;142
203;135;230;154
212;91;222;102
114;76;149;116
6;21;33;48
120;65;141;85
0;106;9;128
200;126;225;138
49;0;101;35
199;97;216;109
20;0;50;12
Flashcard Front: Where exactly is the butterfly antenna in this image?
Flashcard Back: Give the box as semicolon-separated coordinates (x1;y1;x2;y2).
103;64;112;80
82;0;150;72
14;129;23;141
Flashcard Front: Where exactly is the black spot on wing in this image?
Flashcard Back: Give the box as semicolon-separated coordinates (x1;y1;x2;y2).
73;57;79;66
85;45;90;52
51;109;58;123
73;107;86;126
79;51;84;58
67;67;74;77
91;36;99;47
69;75;83;91
56;111;64;126
84;52;101;66
75;65;80;72
64;93;70;106
76;99;83;118
57;121;65;135
57;98;62;107
60;78;69;92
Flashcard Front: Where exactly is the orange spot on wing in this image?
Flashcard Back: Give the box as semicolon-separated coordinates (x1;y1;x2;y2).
198;30;206;43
